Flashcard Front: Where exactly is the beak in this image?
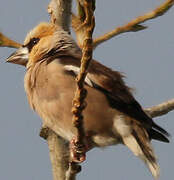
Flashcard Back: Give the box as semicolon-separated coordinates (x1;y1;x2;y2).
6;47;29;66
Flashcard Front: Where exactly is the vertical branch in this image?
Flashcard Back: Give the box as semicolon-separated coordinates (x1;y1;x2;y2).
48;0;72;32
65;162;81;180
71;13;84;48
47;132;69;180
70;0;95;172
76;0;86;22
72;1;95;48
40;128;69;180
39;1;73;180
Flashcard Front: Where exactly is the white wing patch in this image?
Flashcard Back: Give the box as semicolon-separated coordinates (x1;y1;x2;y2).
113;115;131;137
64;65;93;87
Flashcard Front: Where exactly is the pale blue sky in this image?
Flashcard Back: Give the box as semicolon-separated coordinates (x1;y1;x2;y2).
0;0;173;180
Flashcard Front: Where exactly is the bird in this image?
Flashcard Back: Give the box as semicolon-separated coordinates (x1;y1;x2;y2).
6;22;169;179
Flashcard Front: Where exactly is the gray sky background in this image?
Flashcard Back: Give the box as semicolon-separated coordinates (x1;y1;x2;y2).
0;0;173;180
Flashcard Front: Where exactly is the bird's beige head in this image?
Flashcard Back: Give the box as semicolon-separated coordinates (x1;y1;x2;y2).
6;22;80;67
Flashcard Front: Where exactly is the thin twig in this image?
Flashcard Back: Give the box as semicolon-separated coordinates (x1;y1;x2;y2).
71;13;85;48
70;0;95;169
0;32;21;48
71;0;95;48
93;0;174;48
145;98;174;118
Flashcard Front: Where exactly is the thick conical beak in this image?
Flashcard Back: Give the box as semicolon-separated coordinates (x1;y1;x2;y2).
6;47;29;66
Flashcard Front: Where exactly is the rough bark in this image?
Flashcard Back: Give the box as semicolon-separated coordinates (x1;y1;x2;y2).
48;0;72;33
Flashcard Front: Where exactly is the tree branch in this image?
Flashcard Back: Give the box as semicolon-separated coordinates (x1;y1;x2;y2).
0;32;21;48
72;0;95;155
40;128;70;180
145;98;174;118
65;162;81;180
71;0;95;48
48;0;72;32
93;0;174;48
70;0;95;175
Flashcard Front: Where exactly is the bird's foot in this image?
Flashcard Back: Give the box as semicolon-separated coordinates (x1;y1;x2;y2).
70;137;88;163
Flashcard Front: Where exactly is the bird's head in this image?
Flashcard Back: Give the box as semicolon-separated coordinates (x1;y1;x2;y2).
6;22;81;67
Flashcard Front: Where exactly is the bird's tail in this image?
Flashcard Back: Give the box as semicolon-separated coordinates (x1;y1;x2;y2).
122;126;159;179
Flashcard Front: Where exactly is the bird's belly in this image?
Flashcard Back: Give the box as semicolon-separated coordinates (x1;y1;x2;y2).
26;62;121;144
33;85;122;147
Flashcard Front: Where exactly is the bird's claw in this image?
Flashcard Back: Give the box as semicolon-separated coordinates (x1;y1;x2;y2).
70;137;87;163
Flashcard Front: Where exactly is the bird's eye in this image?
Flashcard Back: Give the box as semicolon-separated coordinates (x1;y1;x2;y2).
26;37;40;52
31;38;40;45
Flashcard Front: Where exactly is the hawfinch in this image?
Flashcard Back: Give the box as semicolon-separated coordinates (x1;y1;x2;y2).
6;22;169;178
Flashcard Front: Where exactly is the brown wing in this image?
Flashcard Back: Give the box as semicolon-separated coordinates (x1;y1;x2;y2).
51;55;169;140
88;60;169;138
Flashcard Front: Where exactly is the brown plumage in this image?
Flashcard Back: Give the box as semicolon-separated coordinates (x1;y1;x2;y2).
6;22;169;179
